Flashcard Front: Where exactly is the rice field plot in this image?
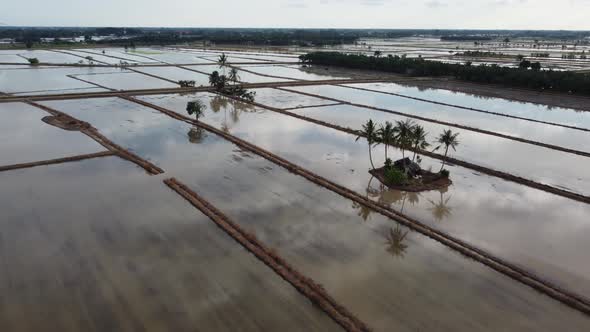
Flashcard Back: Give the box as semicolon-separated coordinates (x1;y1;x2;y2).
0;67;113;95
344;82;590;128
0;102;105;166
133;92;590;298
3;46;590;330
38;96;590;331
285;85;590;196
0;156;340;332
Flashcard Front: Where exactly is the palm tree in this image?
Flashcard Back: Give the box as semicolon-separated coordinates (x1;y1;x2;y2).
186;100;206;122
433;129;460;172
228;67;240;84
393;119;415;159
410;125;429;162
209;71;220;86
378;121;395;161
385;226;409;258
218;53;228;74
356;120;378;170
209;71;227;91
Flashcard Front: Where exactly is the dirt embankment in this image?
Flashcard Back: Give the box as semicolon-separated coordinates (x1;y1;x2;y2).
28;101;164;175
128;96;590;317
406;78;590;112
0;151;114;173
165;178;371;332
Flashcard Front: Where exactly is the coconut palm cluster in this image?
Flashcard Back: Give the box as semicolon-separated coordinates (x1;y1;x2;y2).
357;119;460;181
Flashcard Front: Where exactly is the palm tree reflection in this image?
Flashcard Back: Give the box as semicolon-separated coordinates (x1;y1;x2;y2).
385;225;409;258
187;126;206;144
209;95;228;113
427;187;452;222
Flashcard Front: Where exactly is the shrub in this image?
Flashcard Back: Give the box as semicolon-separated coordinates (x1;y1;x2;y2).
28;58;39;65
385;167;407;185
384;158;393;169
179;80;196;88
440;169;450;178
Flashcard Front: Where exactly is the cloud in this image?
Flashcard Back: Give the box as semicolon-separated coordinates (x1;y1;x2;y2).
283;0;308;8
426;0;447;7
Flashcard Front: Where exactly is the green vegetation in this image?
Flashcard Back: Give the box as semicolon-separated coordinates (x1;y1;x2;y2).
186;100;206;122
179;80;196;88
356;120;378;170
410;125;429;162
358;118;459;180
299;52;590;95
377;121;394;160
392;119;415;159
208;70;256;102
456;51;512;58
433;129;460;172
384;167;407;185
27;58;39;65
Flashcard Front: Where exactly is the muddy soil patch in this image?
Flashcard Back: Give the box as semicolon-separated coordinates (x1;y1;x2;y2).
42;114;90;131
369;166;452;192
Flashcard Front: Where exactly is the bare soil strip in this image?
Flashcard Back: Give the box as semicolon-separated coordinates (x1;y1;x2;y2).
127;96;590;316
232;94;590;205
48;49;110;65
126;67;180;84
74;49;147;63
164;177;371;332
283;102;344;111
392;77;590;112
0;79;391;103
0;61;300;68
232;65;301;81
27;101;164;175
176;65;210;75
67;74;115;91
339;84;590;132
0;151;115;172
278;88;590;158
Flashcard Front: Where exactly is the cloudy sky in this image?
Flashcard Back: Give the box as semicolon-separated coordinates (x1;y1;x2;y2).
2;0;589;29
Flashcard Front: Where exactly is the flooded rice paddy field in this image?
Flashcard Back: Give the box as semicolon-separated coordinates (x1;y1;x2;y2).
286;37;590;71
0;157;339;332
2;46;590;330
285;85;590;195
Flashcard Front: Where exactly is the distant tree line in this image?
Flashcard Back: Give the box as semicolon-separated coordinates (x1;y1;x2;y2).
456;51;512;58
441;35;493;41
299;52;590;95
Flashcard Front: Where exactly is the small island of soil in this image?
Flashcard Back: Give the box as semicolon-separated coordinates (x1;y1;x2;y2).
369;158;452;192
42;115;90;131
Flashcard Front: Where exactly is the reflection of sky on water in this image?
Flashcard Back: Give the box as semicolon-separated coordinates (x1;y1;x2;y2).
0;102;105;165
0;157;338;331
286;86;590;195
34;100;590;329
44;94;590;302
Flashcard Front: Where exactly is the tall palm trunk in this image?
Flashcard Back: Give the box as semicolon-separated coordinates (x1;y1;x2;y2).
368;144;376;170
384;144;388;160
440;146;449;172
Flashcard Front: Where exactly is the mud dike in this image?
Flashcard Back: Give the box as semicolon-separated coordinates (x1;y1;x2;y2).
165;177;371;332
28;101;164;175
129;96;590;317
